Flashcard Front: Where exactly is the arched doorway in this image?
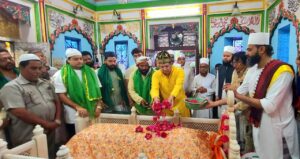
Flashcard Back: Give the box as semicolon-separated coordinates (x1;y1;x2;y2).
102;30;140;70
209;29;250;73
51;29;93;68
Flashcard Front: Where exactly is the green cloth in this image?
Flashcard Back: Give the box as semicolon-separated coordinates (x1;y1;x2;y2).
133;68;154;115
97;64;129;113
61;64;101;117
0;68;19;89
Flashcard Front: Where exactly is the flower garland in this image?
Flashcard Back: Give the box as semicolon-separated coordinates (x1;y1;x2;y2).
101;24;140;50
49;19;97;55
135;99;178;140
208;17;255;54
269;2;299;49
209;114;230;159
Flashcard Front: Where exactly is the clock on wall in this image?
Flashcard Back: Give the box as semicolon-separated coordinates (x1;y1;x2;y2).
169;31;183;47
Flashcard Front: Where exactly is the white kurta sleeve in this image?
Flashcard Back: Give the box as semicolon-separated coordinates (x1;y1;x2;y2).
260;72;293;114
207;75;216;93
237;69;251;95
53;70;67;93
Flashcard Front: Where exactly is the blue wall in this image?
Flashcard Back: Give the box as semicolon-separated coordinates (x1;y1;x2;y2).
271;18;297;70
52;30;93;66
209;29;249;73
104;34;138;68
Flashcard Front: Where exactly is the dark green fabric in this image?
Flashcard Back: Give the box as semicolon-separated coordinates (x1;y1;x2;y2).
0;68;19;89
133;68;154;115
61;64;101;117
97;64;129;113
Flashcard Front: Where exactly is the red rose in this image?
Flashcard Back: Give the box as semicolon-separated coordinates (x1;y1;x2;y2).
220;135;229;143
161;132;168;138
162;99;171;109
135;125;143;133
145;133;152;140
221;125;229;131
221;115;229;120
71;19;78;26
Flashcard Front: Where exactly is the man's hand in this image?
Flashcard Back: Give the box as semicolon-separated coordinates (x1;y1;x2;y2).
42;121;59;130
205;100;218;109
76;106;89;117
0;118;10;129
153;97;160;103
197;87;207;93
95;106;101;118
168;96;175;106
140;100;149;107
233;89;241;99
223;83;232;91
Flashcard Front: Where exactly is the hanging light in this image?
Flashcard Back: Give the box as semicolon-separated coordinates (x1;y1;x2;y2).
231;2;241;16
112;9;121;21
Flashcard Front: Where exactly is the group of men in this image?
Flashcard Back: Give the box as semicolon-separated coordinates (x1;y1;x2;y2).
0;31;299;159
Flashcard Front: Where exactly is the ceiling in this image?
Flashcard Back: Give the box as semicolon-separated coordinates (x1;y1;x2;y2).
82;0;158;6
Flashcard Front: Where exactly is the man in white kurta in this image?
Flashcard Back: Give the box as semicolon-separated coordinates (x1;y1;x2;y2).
174;52;194;93
238;33;299;159
191;58;215;118
207;32;299;159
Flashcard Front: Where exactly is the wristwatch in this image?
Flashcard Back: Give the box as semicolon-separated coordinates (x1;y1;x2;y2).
54;119;61;125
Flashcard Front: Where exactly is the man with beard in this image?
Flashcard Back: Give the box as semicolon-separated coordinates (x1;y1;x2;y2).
206;32;299;158
215;46;235;117
175;52;194;93
81;51;94;68
53;48;102;139
0;49;18;89
31;50;57;77
98;52;130;114
150;51;190;117
128;56;154;115
190;58;215;118
0;49;18;145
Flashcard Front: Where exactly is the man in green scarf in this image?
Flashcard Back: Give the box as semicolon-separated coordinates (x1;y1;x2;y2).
0;48;18;90
53;48;103;139
98;52;130;114
128;56;154;115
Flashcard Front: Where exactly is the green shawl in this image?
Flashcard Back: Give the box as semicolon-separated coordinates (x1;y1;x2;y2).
0;68;19;89
97;64;129;113
133;68;154;115
61;64;101;117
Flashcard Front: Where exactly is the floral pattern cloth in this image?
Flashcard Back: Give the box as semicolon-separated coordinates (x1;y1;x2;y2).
67;123;214;159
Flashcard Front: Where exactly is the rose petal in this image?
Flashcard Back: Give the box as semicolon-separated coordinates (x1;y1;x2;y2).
145;133;152;140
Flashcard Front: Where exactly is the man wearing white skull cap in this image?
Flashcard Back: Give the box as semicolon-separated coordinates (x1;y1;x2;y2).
190;58;215;118
128;56;155;115
0;53;61;157
53;48;103;140
207;32;299;158
215;45;235;117
174;52;195;93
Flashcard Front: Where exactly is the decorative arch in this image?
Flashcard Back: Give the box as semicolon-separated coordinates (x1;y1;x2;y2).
269;2;299;49
208;17;255;54
49;19;97;54
102;24;140;51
